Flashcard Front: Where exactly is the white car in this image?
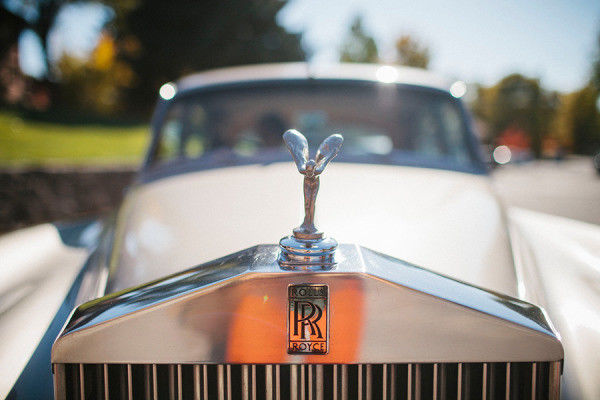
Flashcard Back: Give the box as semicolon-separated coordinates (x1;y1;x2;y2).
4;63;600;399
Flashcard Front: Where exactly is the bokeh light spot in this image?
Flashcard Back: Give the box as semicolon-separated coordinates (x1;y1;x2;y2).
159;82;177;100
493;145;512;164
450;81;467;98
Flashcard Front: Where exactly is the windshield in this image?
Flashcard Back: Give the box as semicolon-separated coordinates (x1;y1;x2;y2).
151;81;480;171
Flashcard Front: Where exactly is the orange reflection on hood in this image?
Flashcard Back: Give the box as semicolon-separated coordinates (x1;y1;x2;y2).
226;276;364;364
226;286;287;363
307;278;364;363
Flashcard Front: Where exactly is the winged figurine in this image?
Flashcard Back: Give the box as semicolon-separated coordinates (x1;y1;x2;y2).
283;129;343;240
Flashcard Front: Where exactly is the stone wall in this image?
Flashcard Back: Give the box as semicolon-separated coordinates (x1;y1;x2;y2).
0;168;136;233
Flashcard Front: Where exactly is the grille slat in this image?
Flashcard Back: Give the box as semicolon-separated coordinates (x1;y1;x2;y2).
55;361;560;400
79;363;85;400
531;363;537;400
505;363;511;400
407;363;413;400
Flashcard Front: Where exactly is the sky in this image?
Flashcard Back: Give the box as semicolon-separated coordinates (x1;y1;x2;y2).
279;0;600;92
19;0;600;93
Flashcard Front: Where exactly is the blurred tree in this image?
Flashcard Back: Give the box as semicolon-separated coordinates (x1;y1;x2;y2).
56;31;134;115
593;25;600;90
0;7;26;103
394;34;429;69
112;0;305;114
1;0;68;79
0;7;26;62
552;84;600;155
472;74;557;158
339;16;378;63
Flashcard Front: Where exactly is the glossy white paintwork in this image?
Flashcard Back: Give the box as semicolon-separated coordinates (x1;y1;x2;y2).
110;163;518;296
0;224;87;399
509;208;600;400
176;62;451;93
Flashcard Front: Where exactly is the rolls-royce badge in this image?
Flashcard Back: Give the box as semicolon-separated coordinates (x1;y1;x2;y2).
278;129;343;268
288;284;329;354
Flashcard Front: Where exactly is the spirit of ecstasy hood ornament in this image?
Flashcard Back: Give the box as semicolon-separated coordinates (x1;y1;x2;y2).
279;129;343;269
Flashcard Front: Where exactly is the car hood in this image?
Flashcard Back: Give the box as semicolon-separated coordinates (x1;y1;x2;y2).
109;163;517;296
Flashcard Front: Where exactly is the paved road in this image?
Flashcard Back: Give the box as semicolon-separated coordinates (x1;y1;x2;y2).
491;157;600;225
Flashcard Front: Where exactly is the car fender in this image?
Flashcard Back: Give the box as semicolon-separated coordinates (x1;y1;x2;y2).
0;222;97;398
508;207;600;400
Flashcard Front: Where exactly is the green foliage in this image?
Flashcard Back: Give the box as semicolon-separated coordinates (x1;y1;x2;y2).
553;84;600;155
339;16;379;63
2;0;70;78
56;33;134;115
3;0;304;116
549;22;600;155
593;27;600;90
472;74;557;157
118;0;305;113
0;110;148;166
394;34;430;69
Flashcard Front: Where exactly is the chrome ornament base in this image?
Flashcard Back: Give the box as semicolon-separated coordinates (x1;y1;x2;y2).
278;235;338;269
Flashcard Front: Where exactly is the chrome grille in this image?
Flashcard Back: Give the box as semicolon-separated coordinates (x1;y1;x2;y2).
53;362;561;400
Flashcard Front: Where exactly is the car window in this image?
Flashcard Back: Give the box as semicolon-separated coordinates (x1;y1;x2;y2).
154;81;476;168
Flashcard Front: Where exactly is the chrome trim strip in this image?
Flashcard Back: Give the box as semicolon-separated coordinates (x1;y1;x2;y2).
53;364;66;400
126;364;132;400
365;364;372;400
227;364;232;400
218;364;225;400
550;361;561;400
316;365;323;400
144;364;151;399
242;365;249;400
252;364;257;400
203;365;208;400
300;365;305;400
308;365;313;400
276;365;281;400
414;363;421;400
505;363;510;400
266;364;273;400
358;364;363;400
168;364;175;400
382;364;388;400
291;365;298;400
531;362;536;400
152;364;158;400
407;363;412;400
457;363;462;400
194;365;201;400
341;365;348;400
79;363;85;400
433;363;438;400
177;364;183;400
482;363;487;400
390;364;396;400
488;363;496;400
438;364;446;400
103;364;109;400
333;365;338;400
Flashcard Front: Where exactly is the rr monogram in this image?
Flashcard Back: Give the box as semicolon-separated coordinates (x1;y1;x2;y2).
293;301;323;339
288;284;329;354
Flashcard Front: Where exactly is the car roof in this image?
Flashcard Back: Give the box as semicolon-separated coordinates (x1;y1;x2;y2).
175;62;453;93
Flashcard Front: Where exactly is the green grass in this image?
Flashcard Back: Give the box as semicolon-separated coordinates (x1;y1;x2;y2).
0;111;150;167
